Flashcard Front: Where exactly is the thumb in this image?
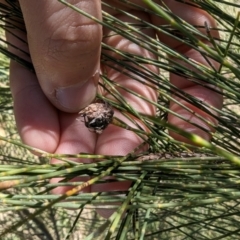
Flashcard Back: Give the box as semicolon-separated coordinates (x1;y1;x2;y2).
19;0;102;112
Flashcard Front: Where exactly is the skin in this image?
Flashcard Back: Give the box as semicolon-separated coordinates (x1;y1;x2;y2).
2;0;223;217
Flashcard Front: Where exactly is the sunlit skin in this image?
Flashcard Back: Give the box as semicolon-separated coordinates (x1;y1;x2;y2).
2;0;223;218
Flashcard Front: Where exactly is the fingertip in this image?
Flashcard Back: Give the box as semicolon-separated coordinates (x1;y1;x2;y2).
168;85;222;145
11;76;60;153
169;126;211;145
53;70;98;112
168;110;215;145
20;127;59;154
96;120;146;156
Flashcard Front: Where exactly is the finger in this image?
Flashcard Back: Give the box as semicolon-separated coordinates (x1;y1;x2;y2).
50;111;97;194
5;14;59;153
152;0;223;143
94;11;158;217
97;10;158;154
10;62;60;153
18;0;102;112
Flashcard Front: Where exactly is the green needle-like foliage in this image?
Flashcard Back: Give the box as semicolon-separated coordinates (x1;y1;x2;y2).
0;0;240;239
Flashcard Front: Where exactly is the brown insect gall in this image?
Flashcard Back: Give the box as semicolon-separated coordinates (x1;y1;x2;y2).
79;101;114;134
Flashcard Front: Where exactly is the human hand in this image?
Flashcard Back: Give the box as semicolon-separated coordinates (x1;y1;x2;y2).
4;0;222;217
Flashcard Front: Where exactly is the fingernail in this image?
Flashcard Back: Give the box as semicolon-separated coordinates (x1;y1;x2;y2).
56;72;99;112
